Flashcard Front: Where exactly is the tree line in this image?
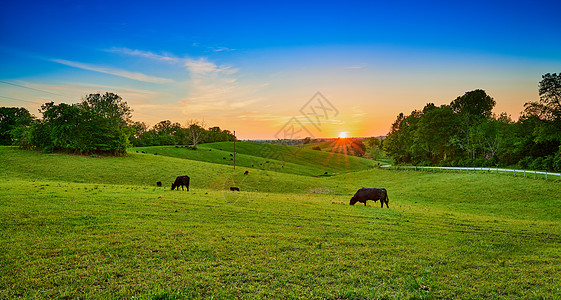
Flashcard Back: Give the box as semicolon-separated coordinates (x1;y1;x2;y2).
384;73;561;172
0;92;236;155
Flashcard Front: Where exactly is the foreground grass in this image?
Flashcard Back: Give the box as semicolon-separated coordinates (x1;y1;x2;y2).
1;178;560;299
1;147;560;298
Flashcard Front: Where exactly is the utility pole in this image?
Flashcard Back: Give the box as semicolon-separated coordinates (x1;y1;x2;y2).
233;130;236;170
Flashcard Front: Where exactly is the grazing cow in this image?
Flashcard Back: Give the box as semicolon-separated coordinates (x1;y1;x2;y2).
230;187;240;191
230;153;233;156
171;176;190;191
244;170;249;175
156;181;162;187
350;188;389;208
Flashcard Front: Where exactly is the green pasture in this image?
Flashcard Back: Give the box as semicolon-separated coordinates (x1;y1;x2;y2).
129;141;374;176
1;145;560;299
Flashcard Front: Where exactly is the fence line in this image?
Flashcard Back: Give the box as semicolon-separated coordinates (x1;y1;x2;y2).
381;165;561;180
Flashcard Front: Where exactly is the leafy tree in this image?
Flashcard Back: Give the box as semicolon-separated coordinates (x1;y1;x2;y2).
0;107;33;145
19;93;133;155
384;111;422;163
366;137;384;160
152;120;183;145
522;73;561;147
414;104;460;163
450;89;496;119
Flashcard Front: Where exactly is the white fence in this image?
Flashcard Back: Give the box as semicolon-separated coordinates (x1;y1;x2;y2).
382;165;561;180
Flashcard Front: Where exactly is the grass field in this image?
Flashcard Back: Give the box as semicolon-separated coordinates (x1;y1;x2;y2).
1;145;560;299
129;141;376;176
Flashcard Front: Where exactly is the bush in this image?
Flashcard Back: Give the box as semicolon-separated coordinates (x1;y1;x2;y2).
553;154;561;172
518;156;533;169
483;156;498;167
529;157;544;171
542;155;554;172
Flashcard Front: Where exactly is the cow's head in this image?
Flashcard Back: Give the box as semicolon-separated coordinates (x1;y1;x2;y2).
349;197;358;205
171;183;177;190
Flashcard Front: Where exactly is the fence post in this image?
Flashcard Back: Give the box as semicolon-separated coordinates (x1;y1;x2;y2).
534;171;536;179
546;172;548;180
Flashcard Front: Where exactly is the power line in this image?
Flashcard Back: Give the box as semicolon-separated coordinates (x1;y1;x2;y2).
0;80;74;99
0;95;43;105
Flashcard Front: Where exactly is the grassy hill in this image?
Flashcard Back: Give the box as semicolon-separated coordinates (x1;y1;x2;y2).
129;141;375;176
1;146;560;299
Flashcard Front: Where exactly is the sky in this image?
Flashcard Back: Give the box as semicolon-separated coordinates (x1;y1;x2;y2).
1;0;561;139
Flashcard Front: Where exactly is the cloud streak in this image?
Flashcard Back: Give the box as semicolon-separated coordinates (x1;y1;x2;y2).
107;47;179;63
184;57;238;75
52;59;174;84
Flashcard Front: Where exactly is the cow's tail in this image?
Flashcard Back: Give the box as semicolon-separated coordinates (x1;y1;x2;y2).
385;193;390;208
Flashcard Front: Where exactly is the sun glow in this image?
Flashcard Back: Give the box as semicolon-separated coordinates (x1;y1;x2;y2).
338;132;347;139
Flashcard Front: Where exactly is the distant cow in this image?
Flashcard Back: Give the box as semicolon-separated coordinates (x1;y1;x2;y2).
350;188;389;208
230;153;233;156
156;181;162;187
171;176;190;191
230;187;240;191
244;170;249;175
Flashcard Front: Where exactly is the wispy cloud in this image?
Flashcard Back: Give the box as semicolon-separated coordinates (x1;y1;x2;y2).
52;59;174;84
110;47;238;76
209;46;236;52
96;47;264;121
184;57;238;75
106;47;179;63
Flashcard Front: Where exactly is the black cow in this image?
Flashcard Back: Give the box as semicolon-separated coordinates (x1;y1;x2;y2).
171;176;190;191
156;181;162;187
230;187;240;191
244;170;249;175
350;188;389;208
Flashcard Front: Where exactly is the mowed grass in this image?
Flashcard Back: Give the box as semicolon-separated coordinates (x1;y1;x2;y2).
1;146;561;299
129;141;374;176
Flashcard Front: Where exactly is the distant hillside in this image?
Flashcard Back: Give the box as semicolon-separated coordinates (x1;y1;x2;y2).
129;141;374;177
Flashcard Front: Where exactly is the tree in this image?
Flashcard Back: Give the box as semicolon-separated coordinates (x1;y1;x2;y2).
152;120;183;145
186;120;206;148
21;93;133;155
414;104;460;163
450;89;496;119
537;73;561;119
366;137;384;160
449;90;496;160
78;92;132;125
384;111;422;163
0;107;33;145
522;73;561;146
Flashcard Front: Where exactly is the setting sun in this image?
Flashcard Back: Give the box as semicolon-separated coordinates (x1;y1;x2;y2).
338;132;347;138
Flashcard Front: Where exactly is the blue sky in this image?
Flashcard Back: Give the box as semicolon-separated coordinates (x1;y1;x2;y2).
1;0;561;139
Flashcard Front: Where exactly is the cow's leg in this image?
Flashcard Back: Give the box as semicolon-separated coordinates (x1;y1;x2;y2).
381;201;383;208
